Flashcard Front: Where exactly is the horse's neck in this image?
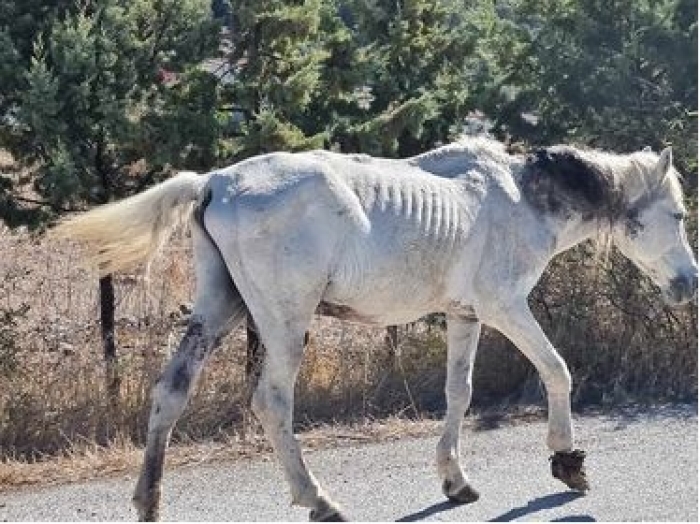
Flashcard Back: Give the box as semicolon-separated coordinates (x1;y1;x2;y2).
516;148;634;257
549;216;603;256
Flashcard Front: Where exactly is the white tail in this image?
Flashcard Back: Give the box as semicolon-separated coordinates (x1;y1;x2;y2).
52;171;209;275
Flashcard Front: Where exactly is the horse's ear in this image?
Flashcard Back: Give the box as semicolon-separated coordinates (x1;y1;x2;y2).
656;147;673;177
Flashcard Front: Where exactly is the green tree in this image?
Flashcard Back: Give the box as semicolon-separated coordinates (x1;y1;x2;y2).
483;0;697;169
0;0;220;398
222;0;332;158
330;0;487;156
221;0;492;159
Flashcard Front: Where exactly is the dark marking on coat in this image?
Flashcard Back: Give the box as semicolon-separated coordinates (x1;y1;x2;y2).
171;361;191;393
182;319;204;346
317;302;376;324
624;208;644;238
521;146;624;222
245;316;265;407
134;447;166;520
170;321;205;393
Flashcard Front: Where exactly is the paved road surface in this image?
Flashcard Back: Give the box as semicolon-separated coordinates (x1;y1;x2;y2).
0;406;696;521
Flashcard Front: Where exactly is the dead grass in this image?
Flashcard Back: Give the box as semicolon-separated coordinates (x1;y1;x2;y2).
0;417;446;490
0;407;552;491
0;224;695;489
0;227;453;457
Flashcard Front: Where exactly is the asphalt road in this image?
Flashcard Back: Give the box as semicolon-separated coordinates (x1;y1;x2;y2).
0;405;696;522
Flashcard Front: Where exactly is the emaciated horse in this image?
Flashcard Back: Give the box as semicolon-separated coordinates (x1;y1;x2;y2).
55;137;697;521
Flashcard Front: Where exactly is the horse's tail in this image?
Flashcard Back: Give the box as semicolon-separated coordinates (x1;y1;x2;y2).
52;171;209;275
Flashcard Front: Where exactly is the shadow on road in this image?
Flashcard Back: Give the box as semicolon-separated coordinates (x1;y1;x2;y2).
394;491;594;522
395;500;461;522
488;491;593;522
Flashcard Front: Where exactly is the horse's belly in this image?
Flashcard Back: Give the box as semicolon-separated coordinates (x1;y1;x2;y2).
322;254;451;326
316;301;427;326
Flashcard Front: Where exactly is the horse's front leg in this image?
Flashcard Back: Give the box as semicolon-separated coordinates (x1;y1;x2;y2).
484;299;589;492
436;313;481;504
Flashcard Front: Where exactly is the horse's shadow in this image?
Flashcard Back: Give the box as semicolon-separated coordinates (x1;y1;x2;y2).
489;492;593;522
396;500;461;522
396;491;595;522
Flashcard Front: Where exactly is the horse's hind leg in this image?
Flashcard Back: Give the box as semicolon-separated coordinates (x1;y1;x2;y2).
249;313;346;521
133;221;247;521
436;314;481;504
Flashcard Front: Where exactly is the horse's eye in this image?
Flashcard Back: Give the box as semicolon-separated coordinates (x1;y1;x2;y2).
672;212;686;222
626;208;639;221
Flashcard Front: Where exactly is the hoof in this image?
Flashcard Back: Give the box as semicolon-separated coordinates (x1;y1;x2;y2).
550;449;590;492
133;494;160;522
309;499;347;522
442;479;480;504
134;505;159;522
309;509;347;522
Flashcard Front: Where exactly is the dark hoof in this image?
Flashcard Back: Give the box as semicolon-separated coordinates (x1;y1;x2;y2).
138;511;158;523
442;479;480;504
135;506;159;522
309;499;347;522
309;509;347;522
133;496;159;522
550;449;590;492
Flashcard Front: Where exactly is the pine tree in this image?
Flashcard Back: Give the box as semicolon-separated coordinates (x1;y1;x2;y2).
484;0;698;168
222;0;333;159
0;0;221;400
333;0;485;156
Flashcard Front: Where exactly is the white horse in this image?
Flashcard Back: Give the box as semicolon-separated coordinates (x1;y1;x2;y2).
55;137;697;521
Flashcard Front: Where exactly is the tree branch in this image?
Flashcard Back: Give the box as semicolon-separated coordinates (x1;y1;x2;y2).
11;195;79;213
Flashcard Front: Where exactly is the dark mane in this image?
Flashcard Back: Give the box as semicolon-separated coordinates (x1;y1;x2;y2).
521;146;624;221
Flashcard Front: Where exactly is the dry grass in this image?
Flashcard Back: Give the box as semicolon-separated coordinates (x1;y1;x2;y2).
0;226;452;458
0;222;696;489
0;408;551;491
0;417;444;490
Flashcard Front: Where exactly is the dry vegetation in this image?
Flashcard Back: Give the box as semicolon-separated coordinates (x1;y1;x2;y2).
0;217;696;488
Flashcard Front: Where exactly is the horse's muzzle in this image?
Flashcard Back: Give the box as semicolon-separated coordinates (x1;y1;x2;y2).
665;272;698;305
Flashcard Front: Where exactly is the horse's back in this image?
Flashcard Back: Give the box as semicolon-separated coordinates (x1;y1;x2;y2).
200;149;493;325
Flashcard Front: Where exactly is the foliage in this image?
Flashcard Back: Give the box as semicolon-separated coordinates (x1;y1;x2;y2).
333;0;477;156
0;303;28;375
483;0;698;169
221;0;499;159
222;0;333;158
0;0;220;222
0;1;696;446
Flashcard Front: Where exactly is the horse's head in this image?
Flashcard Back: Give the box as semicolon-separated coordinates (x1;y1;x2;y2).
612;147;697;305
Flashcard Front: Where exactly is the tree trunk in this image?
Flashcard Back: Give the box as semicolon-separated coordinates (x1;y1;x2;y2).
385;326;399;353
99;274;121;405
